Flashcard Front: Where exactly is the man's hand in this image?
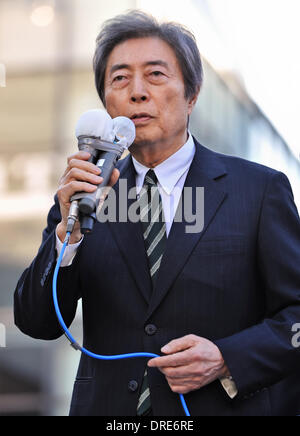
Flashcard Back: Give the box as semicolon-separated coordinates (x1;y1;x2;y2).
148;334;230;395
56;151;120;244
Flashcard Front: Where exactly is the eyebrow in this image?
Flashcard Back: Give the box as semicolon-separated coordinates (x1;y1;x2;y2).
109;60;169;75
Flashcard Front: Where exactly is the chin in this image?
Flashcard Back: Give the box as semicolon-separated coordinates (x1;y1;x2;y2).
129;141;150;154
130;132;157;149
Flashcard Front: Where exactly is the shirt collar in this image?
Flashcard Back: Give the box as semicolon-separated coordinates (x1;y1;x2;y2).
132;133;195;195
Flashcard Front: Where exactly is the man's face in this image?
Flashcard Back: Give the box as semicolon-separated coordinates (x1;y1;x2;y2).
104;37;197;150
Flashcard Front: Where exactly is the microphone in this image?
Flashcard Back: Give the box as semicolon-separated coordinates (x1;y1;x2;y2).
68;109;136;234
75;109;114;142
112;116;136;147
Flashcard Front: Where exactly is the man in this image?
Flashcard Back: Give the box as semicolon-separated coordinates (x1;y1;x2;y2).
14;11;300;416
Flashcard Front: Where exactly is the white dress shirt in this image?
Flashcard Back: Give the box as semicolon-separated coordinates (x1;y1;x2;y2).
132;132;195;237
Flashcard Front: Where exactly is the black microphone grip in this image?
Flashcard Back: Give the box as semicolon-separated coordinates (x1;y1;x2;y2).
79;142;100;163
77;151;119;216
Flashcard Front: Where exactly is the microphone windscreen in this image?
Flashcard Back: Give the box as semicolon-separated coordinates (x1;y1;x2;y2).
75;109;114;141
113;117;136;148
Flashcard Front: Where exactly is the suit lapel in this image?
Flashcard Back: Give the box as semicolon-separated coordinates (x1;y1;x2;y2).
145;140;228;321
107;156;153;303
107;141;228;312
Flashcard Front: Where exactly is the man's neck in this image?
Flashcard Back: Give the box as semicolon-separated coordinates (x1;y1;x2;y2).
130;132;189;168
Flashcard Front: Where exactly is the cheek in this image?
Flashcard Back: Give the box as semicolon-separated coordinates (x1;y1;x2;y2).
104;88;126;118
160;99;188;131
105;96;119;118
161;86;188;118
169;81;185;101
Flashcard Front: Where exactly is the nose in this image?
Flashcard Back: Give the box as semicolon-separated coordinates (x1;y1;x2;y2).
130;76;149;103
131;95;147;103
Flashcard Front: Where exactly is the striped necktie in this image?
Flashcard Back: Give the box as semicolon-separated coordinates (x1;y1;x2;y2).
136;169;167;416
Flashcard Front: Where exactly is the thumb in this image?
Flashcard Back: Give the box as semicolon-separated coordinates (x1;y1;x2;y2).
161;335;197;355
108;168;120;188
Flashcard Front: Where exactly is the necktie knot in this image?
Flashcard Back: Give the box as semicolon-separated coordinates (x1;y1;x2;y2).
144;169;158;189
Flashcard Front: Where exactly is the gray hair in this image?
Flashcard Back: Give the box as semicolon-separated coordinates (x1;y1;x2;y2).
93;10;203;106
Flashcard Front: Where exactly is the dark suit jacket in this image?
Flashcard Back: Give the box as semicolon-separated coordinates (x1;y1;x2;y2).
14;139;300;416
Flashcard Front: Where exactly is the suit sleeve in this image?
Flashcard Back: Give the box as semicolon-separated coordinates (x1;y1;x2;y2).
14;195;82;340
215;171;300;398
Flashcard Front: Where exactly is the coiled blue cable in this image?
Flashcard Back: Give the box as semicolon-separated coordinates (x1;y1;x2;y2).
52;231;190;417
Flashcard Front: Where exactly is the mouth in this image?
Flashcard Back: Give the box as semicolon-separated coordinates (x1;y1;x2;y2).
130;113;154;126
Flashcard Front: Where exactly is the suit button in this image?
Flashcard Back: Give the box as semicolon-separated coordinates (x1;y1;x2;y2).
145;324;157;336
128;380;139;393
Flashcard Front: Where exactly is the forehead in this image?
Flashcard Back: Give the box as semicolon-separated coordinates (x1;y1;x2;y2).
105;37;182;75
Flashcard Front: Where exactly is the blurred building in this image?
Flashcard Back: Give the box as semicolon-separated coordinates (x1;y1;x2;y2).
0;0;299;415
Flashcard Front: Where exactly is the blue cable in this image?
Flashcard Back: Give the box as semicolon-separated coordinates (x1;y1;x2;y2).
52;231;190;417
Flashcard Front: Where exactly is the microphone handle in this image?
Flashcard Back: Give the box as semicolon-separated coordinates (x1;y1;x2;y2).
71;150;120;215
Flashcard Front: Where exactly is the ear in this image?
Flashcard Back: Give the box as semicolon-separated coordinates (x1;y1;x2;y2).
187;87;200;115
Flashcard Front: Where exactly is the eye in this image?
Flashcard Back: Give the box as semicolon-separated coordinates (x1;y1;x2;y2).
151;71;164;77
113;75;126;82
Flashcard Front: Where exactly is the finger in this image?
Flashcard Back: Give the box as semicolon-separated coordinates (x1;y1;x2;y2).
154;359;203;380
67;151;91;165
167;382;195;395
62;154;100;180
148;350;192;369
64;167;103;185
159;368;190;379
68;158;102;175
161;335;198;355
58;181;98;206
